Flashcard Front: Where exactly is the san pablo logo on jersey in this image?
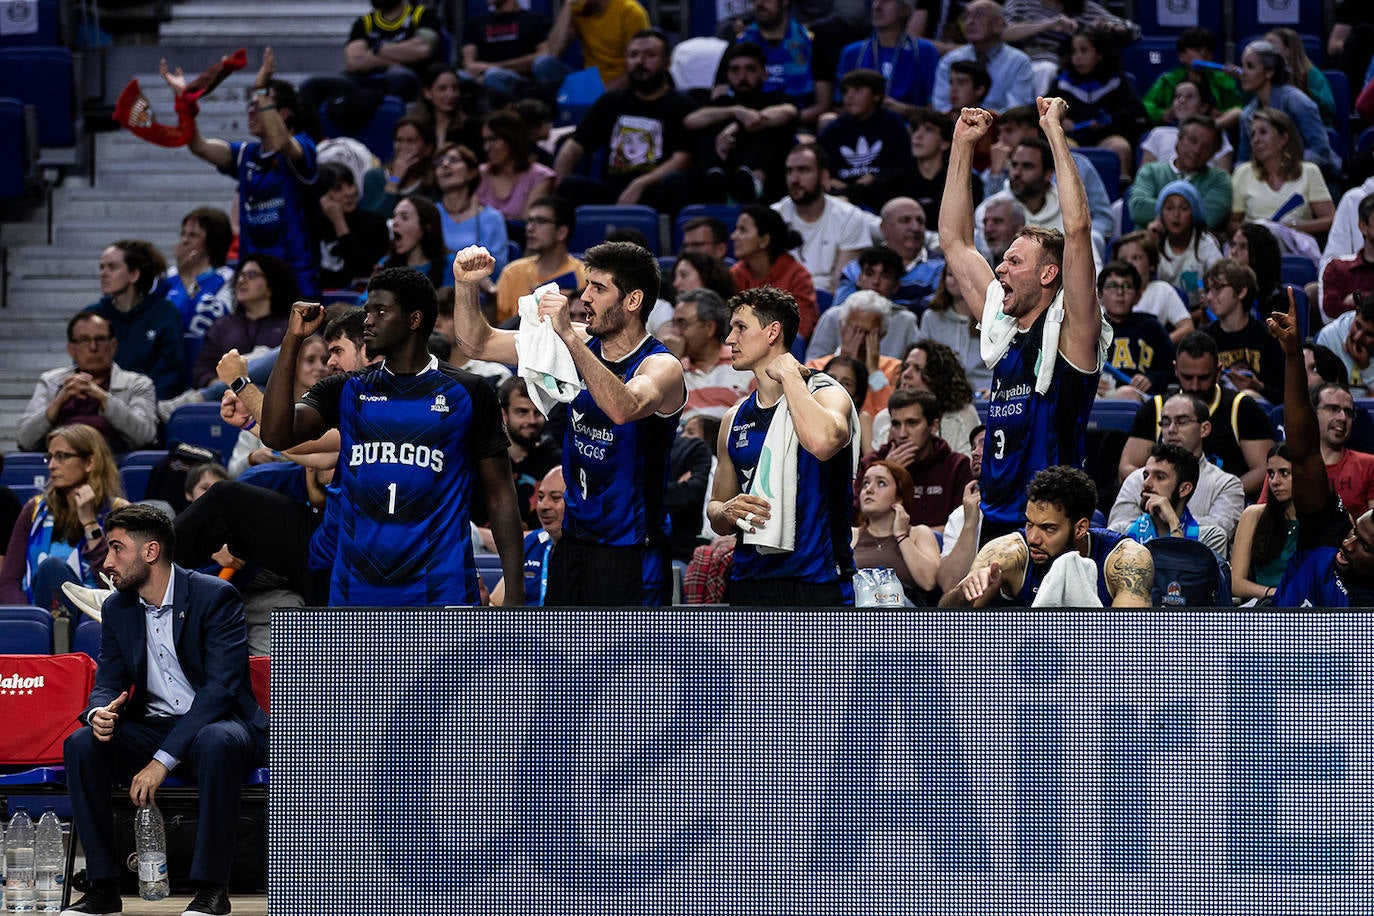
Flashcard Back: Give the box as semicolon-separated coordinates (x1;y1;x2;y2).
431;393;450;414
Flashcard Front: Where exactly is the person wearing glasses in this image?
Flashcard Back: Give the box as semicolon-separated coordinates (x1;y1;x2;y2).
0;424;129;620
1198;257;1287;405
1308;382;1374;514
494;196;587;325
190;254;299;388
1097;260;1175;402
18;313;157;454
1108;393;1244;549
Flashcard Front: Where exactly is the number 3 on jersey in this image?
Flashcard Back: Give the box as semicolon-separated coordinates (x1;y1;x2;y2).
992;429;1007;460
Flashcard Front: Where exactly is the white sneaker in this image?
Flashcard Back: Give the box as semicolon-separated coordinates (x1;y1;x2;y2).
61;581;113;622
157;388;204;423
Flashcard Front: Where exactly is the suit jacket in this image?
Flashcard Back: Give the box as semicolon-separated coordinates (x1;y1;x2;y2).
81;565;268;762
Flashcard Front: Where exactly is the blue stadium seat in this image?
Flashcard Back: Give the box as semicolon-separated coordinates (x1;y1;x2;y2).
1;453;50;490
570;205;662;255
1323;69;1351;158
164;403;238;462
1075;147;1120;202
0;47;75;147
674;204;741;255
1130;0;1221;38
318;94;406;163
1121;39;1190;104
0;97;37;200
0;619;52;654
815;288;834;314
72;617;101;660
0;0;62;47
8;484;41;505
0;607;52;654
119;450;169;502
1088;401;1141;432
1280;254;1317;289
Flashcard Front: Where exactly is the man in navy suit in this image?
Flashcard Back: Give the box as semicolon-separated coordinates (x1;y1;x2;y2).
63;504;268;916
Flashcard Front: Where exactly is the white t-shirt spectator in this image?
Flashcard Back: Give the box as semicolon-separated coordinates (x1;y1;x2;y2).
772;194;877;293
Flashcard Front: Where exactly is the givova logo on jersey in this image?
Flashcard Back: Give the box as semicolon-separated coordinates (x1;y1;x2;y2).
349;441;446;472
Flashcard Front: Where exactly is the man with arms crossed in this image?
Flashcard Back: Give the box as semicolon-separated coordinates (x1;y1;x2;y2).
938;98;1108;544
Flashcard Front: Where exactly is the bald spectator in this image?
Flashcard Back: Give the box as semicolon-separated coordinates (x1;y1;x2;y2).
771;142;878;294
18;313;158;454
930;1;1035;113
834;198;945;307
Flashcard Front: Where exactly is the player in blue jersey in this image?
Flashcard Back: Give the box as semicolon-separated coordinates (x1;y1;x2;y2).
491;467;565;607
259;267;526;606
940;465;1154;607
1267;295;1374;606
449;241;688;606
938;97;1110;545
706;286;858;606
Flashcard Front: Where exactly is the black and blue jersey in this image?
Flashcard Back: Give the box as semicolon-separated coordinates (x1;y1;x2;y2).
1006;527;1129;606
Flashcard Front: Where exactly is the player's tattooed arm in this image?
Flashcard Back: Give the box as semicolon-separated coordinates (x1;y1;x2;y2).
938;534;1027;607
1106;540;1154;607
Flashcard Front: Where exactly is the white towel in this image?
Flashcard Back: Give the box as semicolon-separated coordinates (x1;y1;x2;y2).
978;282;1112;393
514;282;582;417
1030;551;1103;607
738;372;860;554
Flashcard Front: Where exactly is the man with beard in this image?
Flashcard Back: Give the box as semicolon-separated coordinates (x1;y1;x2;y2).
478;378;562;530
771;142;877;294
553;29;695;211
684;42;798;204
707;286;857;605
62;504;268;916
832;198;944;308
259;268;527;607
727;0;837;127
1119;443;1230;556
450;241;688;606
939;465;1154;607
1309;382;1374;513
975;136;1103;269
938;99;1111;545
1127;116;1231;233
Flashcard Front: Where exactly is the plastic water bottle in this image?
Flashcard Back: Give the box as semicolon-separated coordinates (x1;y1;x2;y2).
31;811;63;912
133;807;169;901
3;808;36;912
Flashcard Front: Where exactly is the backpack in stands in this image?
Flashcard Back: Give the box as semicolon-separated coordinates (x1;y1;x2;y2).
144;443;219;515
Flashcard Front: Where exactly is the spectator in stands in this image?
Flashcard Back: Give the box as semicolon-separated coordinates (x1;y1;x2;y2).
804;291;906;414
1200;258;1286;404
671;251;738;304
1230;443;1296;602
684;42;798;205
877;339;982;455
835;200;944;308
1308;382;1374;513
315;163;390;291
944;60;994;118
836;0;938;117
476;108;557;221
1128;116;1232;234
169;49;321;297
1140;28;1243;127
1109;393;1244;550
885;107;981;228
1264;28;1337;126
918;267;992;393
1235;40;1340;179
978;196;1027;266
301;0;441;115
857;387;971;529
1316;294;1374;396
1116;442;1229;555
669;287;753;420
359;116;437;215
491;467;565;606
1320;193;1374;322
192;255;297;389
730;204;819;339
939;465;1153;607
771;142;876;297
1266;296;1374;606
553;29;695;211
937;425;985;592
1000;0;1138;98
1098;260;1176;401
823;355;873;454
0;424;128;617
1325;171;1374;261
1226;222;1289;316
1051;26;1147;182
381;194;455;290
495;196;587;324
433;143;505;257
1153;180;1223;298
1111;231;1194;344
226;335;331;479
930;1;1035;113
60;503;268;916
976;137;1100;265
460;0;551;107
852;459;942;601
818;69;917;211
680;216;731;261
159;208;235;361
666;426;714;562
18;313;158;455
1230;108;1335;241
411;63;484;152
83;241;185;401
1138;80;1235;172
1118;332;1275;498
324;307;368;375
542;0;651;91
494;378;562;530
727;0;837;126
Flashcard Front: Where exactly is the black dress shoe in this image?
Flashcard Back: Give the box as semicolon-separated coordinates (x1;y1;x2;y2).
182;884;231;916
61;884;122;915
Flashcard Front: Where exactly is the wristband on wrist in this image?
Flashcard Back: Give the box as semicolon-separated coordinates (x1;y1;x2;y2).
253;87;271;97
242;417;257;432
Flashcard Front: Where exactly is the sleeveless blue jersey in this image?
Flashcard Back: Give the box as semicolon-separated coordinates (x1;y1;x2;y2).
562;336;681;547
981;309;1101;527
1006;527;1128;607
302;357;508;606
726;391;856;584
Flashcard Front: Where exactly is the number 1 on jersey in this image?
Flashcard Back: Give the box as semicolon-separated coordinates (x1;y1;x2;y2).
387;481;397;514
